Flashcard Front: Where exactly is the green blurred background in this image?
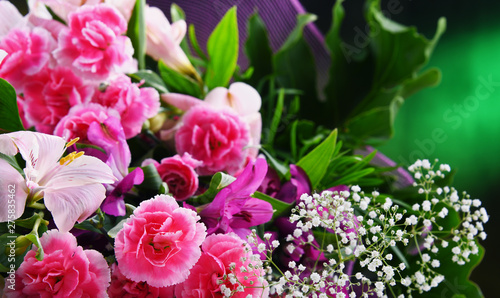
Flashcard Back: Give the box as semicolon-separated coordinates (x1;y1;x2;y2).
302;0;500;295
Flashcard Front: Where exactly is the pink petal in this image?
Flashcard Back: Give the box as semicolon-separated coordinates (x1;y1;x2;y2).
44;183;107;233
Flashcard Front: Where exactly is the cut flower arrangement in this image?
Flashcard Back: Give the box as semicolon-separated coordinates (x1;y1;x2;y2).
0;0;489;297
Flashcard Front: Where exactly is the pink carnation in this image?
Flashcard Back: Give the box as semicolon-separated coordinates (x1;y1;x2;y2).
175;105;251;175
0;27;55;91
175;233;268;298
53;103;121;143
114;194;207;287
53;4;136;80
23;66;94;134
4;230;110;297
142;153;202;201
108;263;174;298
92;74;160;138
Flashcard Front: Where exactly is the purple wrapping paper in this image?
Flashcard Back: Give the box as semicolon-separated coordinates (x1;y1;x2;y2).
146;0;330;93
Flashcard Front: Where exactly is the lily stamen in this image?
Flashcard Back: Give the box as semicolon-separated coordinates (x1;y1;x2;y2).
59;151;85;166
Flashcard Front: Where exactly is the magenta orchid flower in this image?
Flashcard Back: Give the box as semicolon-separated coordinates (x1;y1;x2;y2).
199;158;273;238
0;131;116;232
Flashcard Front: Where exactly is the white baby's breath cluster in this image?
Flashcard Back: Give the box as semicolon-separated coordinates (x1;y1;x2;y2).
408;159;488;266
251;159;487;298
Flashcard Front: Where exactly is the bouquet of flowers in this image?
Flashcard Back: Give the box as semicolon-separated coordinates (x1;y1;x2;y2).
0;0;488;297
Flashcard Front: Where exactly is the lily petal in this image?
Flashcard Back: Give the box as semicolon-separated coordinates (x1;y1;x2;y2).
44;183;107;233
161;93;204;111
0;159;28;222
1;132;66;181
205;83;262;117
42;154;116;189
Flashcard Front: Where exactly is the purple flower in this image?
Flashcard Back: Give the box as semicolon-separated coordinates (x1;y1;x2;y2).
276;164;311;203
257;166;281;198
199;158;273;238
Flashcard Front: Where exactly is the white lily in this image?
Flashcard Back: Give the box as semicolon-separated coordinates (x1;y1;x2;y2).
0;131;116;232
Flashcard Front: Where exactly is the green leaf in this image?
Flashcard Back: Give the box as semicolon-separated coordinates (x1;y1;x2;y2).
158;60;201;97
252;191;293;221
0;79;24;133
367;4;446;90
190;172;236;205
189;25;208;61
267;89;285;146
205;7;238;89
127;0;146;70
400;67;442;99
324;0;446;142
346;93;404;142
129;70;168;94
274;14;320;123
245;12;273;86
170;3;185;22
297;129;338;190
107;219;127;238
136;164;162;194
259;147;289;179
324;0;374;127
24;233;44;261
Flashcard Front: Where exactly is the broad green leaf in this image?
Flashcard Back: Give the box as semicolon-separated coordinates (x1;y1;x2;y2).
136;164;162;193
324;0;446;142
346;93;404;142
274;14;320;123
158;60;201;97
252;191;293;221
297;129;337;189
129;70;168;94
205;7;238;89
324;0;374;127
366;3;446;90
400;67;442;99
245;12;273;86
107;219;127;238
0;79;24;133
127;0;146;70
